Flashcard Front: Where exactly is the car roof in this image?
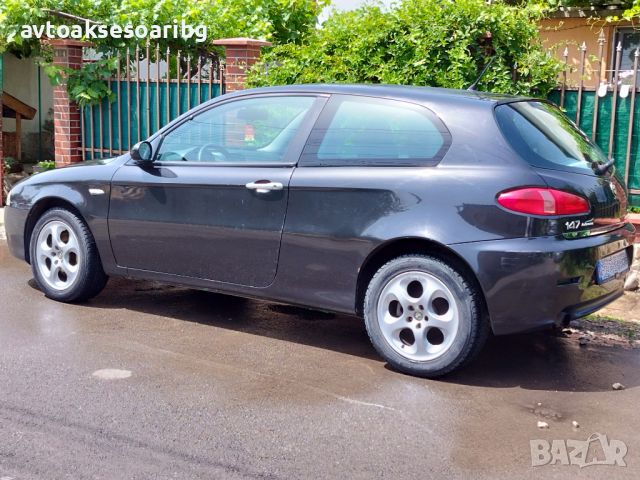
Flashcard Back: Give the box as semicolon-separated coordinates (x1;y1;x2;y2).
153;83;537;140
229;84;534;106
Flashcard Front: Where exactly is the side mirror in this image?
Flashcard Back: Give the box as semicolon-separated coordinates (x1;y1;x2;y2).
130;141;153;164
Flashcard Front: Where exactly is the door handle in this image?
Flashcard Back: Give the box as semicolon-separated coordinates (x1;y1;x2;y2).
245;180;284;194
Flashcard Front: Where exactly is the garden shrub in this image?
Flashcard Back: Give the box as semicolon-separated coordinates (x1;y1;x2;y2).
250;0;564;96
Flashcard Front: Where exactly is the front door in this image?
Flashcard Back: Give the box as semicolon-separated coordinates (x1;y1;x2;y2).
108;94;324;288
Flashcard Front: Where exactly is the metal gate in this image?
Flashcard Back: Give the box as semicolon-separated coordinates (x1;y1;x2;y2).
548;41;640;206
81;45;224;160
549;89;640;197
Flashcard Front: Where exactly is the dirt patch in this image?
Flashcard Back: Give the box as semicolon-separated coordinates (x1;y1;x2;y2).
598;288;640;321
560;306;640;349
556;288;640;349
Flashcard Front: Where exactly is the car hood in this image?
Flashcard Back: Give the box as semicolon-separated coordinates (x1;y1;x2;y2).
24;155;128;183
61;157;121;168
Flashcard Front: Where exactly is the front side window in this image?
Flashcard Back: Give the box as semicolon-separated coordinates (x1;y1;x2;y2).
156;96;316;164
495;101;608;176
301;96;449;166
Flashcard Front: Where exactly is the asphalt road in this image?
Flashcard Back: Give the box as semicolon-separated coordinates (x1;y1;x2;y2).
1;241;639;479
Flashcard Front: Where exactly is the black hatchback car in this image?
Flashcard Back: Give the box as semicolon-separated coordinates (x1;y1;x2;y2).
4;85;635;377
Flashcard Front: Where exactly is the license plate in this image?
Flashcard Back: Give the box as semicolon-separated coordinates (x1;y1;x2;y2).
595;250;629;284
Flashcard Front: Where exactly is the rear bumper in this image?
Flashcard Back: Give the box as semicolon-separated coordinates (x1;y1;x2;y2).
4;205;29;262
451;223;636;335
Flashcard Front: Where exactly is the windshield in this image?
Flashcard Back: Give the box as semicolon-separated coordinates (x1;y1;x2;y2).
495;101;608;175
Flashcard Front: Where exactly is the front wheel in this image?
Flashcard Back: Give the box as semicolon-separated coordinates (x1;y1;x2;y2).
363;255;488;378
30;208;108;302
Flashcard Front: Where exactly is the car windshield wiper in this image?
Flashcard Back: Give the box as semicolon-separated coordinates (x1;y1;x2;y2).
592;158;615;176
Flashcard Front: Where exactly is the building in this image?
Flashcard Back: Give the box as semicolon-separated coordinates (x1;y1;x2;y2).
539;6;639;89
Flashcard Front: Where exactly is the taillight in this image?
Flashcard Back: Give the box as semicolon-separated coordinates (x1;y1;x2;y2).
497;187;590;216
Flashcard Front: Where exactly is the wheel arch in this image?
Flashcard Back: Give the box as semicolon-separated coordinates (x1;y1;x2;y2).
23;197;87;264
355;237;489;321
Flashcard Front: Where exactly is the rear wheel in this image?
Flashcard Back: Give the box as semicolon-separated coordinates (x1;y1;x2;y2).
30;208;108;302
364;255;488;378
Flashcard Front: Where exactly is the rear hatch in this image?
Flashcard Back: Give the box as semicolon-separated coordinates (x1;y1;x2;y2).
495;100;628;237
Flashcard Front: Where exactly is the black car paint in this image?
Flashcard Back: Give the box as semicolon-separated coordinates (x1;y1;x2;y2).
4;84;636;335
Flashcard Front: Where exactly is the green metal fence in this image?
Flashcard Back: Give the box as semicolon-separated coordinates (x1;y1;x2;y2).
82;46;224;160
549;38;640;207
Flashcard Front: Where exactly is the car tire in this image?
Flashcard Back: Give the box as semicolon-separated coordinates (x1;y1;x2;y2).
29;208;108;303
364;255;488;378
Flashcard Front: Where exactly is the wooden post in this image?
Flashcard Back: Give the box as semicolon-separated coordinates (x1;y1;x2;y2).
592;30;606;143
15;113;21;161
576;42;587;127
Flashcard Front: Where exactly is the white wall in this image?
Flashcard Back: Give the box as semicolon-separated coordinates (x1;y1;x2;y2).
2;53;53;135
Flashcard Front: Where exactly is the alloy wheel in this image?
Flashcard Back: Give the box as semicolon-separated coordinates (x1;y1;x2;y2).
376;271;460;361
35;220;81;291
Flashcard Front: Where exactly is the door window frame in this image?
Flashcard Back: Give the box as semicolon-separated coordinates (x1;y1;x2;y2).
148;93;329;168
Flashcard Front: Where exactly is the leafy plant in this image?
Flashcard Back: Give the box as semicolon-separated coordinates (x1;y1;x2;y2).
629;206;640;214
3;157;16;175
625;1;640;19
249;0;564;97
544;1;633;7
0;0;326;54
45;57;118;107
0;0;327;105
35;160;56;172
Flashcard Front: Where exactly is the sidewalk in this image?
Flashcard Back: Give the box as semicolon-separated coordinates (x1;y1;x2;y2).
0;207;5;240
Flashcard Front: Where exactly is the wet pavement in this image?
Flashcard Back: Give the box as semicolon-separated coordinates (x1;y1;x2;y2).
1;241;639;479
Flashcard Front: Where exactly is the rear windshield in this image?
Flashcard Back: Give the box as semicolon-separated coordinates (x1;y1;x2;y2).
495;101;608;175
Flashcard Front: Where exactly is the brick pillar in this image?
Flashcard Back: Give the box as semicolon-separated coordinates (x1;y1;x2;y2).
1;53;4;205
212;38;272;92
49;39;87;167
0;113;4;206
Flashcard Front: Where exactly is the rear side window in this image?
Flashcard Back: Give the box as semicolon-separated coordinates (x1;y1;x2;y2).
300;95;450;166
495;101;608;175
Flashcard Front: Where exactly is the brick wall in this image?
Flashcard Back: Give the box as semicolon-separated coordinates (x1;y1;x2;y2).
0;113;4;205
42;38;269;172
212;38;272;93
49;39;86;167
